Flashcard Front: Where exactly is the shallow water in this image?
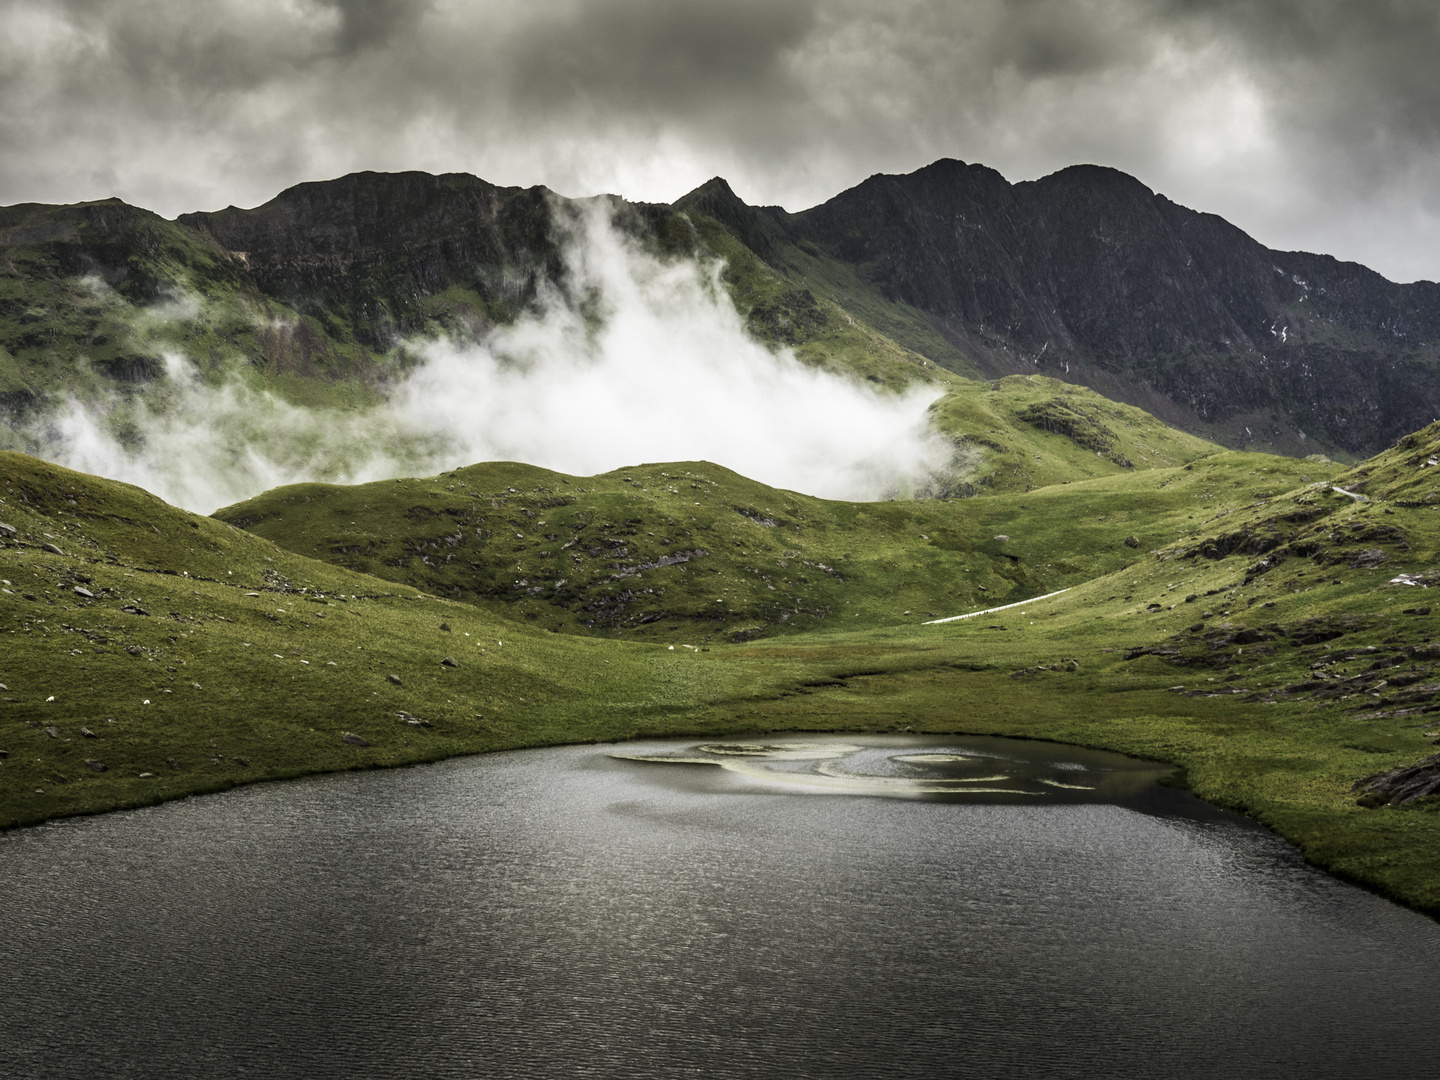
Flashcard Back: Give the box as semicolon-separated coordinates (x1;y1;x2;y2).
2;734;1437;1079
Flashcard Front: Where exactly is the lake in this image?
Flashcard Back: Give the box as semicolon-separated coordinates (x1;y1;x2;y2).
2;734;1437;1078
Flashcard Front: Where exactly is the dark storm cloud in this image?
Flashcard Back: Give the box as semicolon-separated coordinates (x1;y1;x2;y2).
0;0;1437;279
1165;1;1440;158
326;0;429;54
507;0;817;112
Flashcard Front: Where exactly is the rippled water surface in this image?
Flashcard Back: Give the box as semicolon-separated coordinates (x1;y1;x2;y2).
3;734;1439;1079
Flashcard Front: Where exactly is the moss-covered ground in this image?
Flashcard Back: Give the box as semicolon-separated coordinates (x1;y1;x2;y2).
5;431;1440;917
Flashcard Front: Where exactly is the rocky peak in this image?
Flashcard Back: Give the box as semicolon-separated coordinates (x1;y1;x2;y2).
178;171;567;345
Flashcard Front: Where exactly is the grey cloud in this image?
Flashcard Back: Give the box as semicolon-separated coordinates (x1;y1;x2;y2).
1;0;1439;280
508;0;817;112
325;0;430;54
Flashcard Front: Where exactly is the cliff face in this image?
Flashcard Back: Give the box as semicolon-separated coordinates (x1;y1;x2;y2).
178;172;567;347
765;160;1440;454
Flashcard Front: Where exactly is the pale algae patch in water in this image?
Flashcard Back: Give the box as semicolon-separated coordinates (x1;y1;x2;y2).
612;738;1132;800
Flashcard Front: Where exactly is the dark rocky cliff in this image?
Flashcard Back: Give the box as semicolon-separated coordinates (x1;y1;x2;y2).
723;159;1440;456
178;172;567;347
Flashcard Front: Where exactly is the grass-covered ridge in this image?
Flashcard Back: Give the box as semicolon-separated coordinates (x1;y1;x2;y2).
213;437;1311;643
7;427;1440;916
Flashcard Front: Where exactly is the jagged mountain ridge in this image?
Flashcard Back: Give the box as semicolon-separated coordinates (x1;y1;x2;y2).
4;159;1440;459
676;160;1440;456
176;172;688;348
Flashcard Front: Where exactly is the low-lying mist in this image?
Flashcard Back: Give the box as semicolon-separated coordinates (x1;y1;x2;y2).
24;203;956;514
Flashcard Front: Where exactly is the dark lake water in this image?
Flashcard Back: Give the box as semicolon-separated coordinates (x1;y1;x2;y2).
2;734;1438;1079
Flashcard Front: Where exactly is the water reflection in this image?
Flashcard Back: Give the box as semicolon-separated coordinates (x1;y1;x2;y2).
613;735;1186;809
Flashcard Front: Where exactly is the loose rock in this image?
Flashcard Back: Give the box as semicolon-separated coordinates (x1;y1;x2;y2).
41;543;64;556
1354;752;1440;806
385;673;402;686
84;759;106;772
342;732;370;747
0;522;16;538
43;726;59;738
441;657;459;668
80;727;97;738
73;586;94;599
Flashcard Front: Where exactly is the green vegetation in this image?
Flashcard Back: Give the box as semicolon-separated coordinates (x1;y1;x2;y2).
212;443;1317;643
0;450;807;829
8;428;1440;916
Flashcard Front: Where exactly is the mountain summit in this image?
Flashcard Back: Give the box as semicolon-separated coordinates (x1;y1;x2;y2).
677;159;1440;456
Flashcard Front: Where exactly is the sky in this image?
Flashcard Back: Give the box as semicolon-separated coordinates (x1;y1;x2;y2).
2;0;1439;283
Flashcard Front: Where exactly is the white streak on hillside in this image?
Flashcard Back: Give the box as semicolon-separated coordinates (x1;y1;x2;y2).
30;203;952;513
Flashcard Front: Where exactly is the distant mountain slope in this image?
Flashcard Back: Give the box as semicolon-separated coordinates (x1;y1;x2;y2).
677;160;1440;457
178;171;631;347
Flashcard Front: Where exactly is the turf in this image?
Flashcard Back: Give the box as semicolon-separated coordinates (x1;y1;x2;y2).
211;445;1327;642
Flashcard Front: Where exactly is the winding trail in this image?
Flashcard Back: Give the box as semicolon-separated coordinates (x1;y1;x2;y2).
922;588;1072;625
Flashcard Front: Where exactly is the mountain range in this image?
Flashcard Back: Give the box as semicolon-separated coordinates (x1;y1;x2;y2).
5;158;1439;460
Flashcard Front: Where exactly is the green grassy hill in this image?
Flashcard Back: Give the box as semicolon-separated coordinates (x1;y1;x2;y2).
0;450;820;829
212;439;1311;643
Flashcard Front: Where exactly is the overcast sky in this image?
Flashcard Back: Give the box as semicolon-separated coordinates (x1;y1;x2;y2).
3;0;1438;282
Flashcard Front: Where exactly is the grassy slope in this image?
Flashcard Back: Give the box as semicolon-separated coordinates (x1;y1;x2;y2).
930;374;1221;492
8;440;1440;913
0;452;823;828
213;444;1317;643
0;199;389;453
